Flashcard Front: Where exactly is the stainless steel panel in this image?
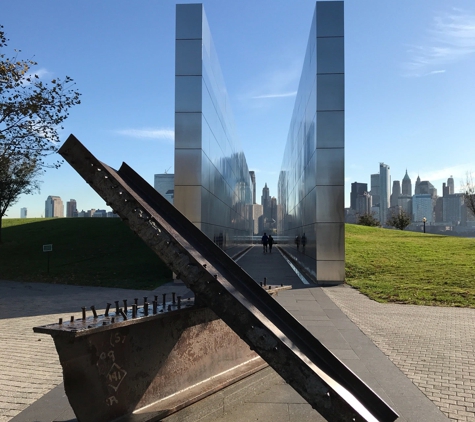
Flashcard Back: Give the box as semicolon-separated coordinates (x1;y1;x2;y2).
175;76;202;112
316;223;344;261
304;156;316;201
174;185;201;223
316;74;344;111
201;187;211;225
303;188;316;226
317;37;344;74
201;153;211;191
176;40;202;76
316;185;344;223
316;111;344;148
175;149;202;185
316;1;344;38
316;260;345;283
175;113;202;149
176;4;203;40
316;148;344;186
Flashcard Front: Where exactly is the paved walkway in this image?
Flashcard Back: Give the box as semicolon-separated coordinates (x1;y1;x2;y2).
1;245;474;421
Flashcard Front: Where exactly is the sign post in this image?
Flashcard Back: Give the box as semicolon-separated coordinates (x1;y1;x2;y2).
43;244;53;273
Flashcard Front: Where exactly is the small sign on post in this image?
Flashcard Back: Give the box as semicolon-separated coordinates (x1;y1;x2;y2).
43;244;53;273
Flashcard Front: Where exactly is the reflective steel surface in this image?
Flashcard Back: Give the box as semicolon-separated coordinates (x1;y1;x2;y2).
278;1;345;284
175;4;252;250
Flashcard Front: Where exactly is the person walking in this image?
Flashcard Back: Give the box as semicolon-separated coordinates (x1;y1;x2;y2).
268;234;274;253
295;235;300;251
261;232;269;253
301;233;307;252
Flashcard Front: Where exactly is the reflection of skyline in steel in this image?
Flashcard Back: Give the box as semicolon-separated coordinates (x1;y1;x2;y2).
278;2;345;284
174;2;345;284
174;4;253;249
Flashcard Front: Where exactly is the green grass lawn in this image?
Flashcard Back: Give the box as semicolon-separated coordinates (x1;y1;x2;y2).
345;224;475;308
0;218;172;290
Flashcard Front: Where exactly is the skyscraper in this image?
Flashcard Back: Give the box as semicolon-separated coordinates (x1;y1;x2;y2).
379;163;390;225
20;208;27;218
350;182;367;210
447;176;455;195
401;170;412;196
261;183;271;219
370;173;380;207
390;180;400;208
66;199;77;217
45;196;64;218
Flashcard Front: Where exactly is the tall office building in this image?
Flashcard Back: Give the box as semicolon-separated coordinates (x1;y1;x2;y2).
278;1;345;283
350;182;367;210
45;196;64;218
390;180;400;208
20;207;27;218
401;170;412;196
66;199;77;218
249;171;256;204
261;183;271;219
414;175;421;194
379;163;390;225
370;173;380;207
412;194;433;223
443;194;464;224
355;192;372;215
154;174;174;204
447;176;455;195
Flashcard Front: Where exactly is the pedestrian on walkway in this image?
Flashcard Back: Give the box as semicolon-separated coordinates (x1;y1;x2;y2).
301;233;307;252
268;235;274;253
295;235;300;251
262;232;269;253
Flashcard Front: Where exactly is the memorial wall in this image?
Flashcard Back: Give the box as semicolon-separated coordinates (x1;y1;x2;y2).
174;2;345;283
278;2;345;283
174;4;253;249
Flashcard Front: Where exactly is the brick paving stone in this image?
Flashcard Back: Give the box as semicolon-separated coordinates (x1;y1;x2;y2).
0;279;188;421
324;285;475;422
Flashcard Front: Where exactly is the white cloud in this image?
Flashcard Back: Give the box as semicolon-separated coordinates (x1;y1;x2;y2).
403;8;475;77
252;91;297;99
241;60;301;105
115;128;174;141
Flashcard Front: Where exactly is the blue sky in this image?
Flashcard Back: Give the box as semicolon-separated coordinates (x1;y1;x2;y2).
2;0;475;218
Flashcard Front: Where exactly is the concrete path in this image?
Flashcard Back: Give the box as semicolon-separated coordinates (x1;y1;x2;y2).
2;245;474;421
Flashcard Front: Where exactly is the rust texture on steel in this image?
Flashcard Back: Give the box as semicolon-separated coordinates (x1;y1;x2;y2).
58;135;398;422
36;303;264;422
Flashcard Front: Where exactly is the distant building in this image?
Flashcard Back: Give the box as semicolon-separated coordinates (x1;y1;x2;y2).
252;204;263;235
93;209;108;218
45;196;64;218
350;182;367;210
447;176;455;195
412;194;433;223
379;163;390;225
370;173;380;207
20;207;27;218
390;180;400;208
261;183;271;220
66;199;77;218
154;174;174;204
401;170;412;196
355;191;372;215
443;194;465;225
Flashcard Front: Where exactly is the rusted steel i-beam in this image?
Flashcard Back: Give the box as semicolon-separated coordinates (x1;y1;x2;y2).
58;135;398;422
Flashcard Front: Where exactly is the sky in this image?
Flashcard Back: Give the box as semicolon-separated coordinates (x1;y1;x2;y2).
2;0;475;218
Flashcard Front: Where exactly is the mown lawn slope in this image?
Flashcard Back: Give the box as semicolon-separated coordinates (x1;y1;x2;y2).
0;218;172;289
345;224;475;307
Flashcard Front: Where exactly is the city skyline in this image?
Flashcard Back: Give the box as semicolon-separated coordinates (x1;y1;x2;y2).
2;1;475;218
